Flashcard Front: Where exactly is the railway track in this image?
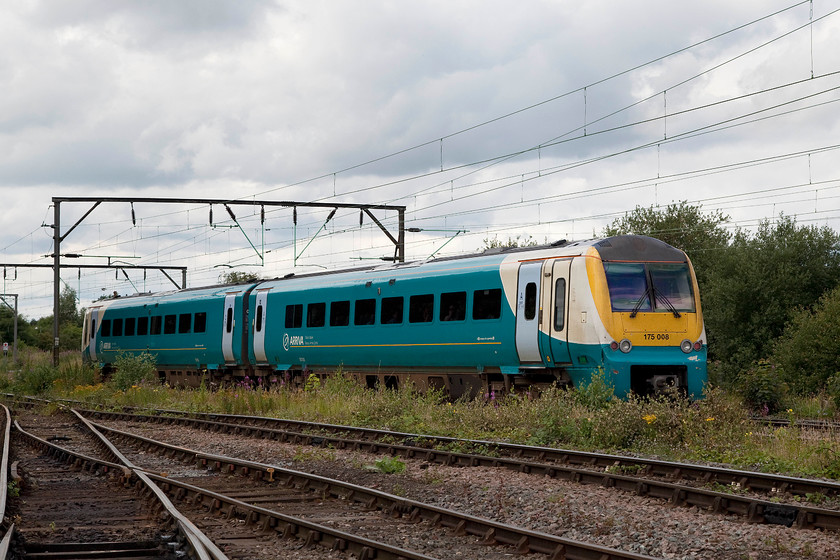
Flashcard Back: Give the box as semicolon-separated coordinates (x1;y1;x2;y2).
4;395;840;557
3;404;219;560
75;406;840;532
8;406;660;560
751;416;840;432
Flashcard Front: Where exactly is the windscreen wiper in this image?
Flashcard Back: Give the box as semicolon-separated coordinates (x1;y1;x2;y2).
652;284;682;318
629;286;652;318
629;284;682;318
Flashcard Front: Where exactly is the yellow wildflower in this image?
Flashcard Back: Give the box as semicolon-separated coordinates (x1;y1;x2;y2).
642;414;657;424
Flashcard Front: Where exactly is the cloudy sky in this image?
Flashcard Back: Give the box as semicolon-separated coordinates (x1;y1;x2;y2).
2;0;840;318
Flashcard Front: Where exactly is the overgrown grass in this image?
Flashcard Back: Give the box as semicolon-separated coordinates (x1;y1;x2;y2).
3;350;839;480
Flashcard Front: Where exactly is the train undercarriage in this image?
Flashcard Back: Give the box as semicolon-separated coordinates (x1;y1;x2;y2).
156;365;575;399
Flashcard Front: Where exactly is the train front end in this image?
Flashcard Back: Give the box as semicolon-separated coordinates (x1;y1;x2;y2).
583;236;707;398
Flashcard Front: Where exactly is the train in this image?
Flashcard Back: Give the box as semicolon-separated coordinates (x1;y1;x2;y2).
81;235;707;399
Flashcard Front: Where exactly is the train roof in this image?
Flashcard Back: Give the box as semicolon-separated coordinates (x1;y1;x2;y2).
88;235;686;306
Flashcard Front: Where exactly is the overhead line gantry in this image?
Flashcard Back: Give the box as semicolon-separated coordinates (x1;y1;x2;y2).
49;196;406;366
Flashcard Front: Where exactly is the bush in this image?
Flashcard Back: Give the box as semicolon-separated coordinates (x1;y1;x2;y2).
735;360;788;414
111;352;158;391
827;374;840;411
374;456;406;474
772;285;840;394
573;368;614;409
14;363;60;394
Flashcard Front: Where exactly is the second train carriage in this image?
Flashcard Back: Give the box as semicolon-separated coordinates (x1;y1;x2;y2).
82;235;708;398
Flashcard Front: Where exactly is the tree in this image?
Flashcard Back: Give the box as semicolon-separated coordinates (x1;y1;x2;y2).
480;235;540;250
58;285;82;326
25;286;85;352
0;304;38;350
218;270;261;284
704;215;840;380
771;284;840;394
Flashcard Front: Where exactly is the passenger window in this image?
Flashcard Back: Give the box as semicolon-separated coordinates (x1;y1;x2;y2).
381;297;403;324
473;289;501;320
330;301;350;326
554;279;566;331
409;294;434;323
90;319;96;340
138;316;149;336
194;312;206;333
125;317;136;336
226;307;234;333
440;292;466;322
112;318;123;337
354;299;376;325
179;313;191;334
524;283;537;320
151;316;162;335
164;314;177;335
101;319;111;337
285;304;302;328
255;305;263;332
307;303;326;328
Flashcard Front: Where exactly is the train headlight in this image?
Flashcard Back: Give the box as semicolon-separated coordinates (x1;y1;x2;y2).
680;339;693;354
619;339;632;353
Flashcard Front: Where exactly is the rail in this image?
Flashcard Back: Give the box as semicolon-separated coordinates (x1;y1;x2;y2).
0;405;11;560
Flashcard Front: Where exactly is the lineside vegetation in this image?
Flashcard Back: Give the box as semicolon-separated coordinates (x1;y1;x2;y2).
1;350;838;481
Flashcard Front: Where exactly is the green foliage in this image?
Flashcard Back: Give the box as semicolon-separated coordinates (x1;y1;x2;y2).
573;368;614;409
13;363;61;394
373;456;406;474
51;354;100;392
304;373;321;392
58;286;82;326
481;234;539;250
111;352;158;391
771;285;840;394
828;375;840;411
704;215;840;381
735;360;788;413
218;270;261;284
16;286;85;352
7;480;20;498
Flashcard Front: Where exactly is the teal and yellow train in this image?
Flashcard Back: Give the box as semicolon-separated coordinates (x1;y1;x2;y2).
82;235;707;398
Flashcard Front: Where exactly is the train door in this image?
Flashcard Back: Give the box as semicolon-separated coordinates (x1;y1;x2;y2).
253;289;269;364
222;293;238;364
515;261;543;363
87;307;101;361
546;259;572;364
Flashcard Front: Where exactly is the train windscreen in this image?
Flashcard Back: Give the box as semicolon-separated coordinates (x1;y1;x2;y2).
604;262;695;313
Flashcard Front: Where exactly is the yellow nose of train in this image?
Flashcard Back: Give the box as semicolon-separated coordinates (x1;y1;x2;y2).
584;239;706;397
